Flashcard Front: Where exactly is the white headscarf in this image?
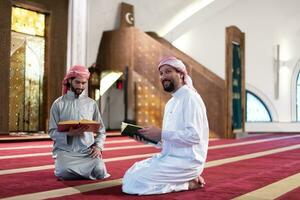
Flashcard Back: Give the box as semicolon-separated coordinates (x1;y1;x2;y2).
158;56;195;91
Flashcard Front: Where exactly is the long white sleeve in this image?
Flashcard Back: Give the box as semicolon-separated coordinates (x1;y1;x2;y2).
162;95;205;146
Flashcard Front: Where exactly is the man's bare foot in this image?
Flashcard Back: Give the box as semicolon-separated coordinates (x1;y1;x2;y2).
188;176;205;190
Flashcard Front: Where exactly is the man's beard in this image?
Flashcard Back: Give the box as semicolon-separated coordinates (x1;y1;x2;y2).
70;85;84;97
162;80;175;92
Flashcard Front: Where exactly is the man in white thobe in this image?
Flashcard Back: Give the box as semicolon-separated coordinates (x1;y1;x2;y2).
122;56;209;195
49;65;109;180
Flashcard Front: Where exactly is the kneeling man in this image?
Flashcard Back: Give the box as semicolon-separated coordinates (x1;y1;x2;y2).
49;65;109;180
122;56;209;195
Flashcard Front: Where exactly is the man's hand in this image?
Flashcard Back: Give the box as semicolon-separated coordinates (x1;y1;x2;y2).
90;145;102;158
138;126;162;142
67;124;89;136
132;135;147;144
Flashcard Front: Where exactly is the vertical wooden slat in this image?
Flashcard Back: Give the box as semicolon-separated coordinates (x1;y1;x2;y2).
0;0;11;134
225;26;246;138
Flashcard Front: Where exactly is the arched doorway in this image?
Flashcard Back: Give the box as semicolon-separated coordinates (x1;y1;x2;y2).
0;0;69;134
9;7;46;132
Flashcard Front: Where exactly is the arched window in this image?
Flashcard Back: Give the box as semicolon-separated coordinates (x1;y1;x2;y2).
246;90;272;122
297;72;300;121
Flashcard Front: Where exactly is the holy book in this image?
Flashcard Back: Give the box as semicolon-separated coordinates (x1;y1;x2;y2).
121;122;159;144
57;119;101;132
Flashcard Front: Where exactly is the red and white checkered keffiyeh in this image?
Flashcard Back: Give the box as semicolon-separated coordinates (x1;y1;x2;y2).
62;65;90;95
158;56;195;91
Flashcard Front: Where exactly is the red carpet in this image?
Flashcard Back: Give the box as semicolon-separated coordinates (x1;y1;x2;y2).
0;134;300;199
48;148;300;200
277;187;300;200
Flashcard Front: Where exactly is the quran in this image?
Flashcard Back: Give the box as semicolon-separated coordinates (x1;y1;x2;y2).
121;122;158;144
57;119;101;132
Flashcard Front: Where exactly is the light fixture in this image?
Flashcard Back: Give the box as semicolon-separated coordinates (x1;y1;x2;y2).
274;44;290;99
274;44;280;99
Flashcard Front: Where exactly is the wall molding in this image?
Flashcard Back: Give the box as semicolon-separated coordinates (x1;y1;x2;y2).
291;58;300;121
246;122;300;132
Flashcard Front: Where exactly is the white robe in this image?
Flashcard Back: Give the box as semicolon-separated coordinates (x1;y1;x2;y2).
122;85;209;195
49;91;109;180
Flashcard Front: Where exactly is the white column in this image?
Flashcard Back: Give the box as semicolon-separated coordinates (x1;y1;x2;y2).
67;0;88;70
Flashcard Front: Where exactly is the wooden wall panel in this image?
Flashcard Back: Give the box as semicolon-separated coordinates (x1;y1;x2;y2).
0;0;11;134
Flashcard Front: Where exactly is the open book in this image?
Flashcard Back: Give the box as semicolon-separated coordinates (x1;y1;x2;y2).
121;122;159;144
57;119;101;132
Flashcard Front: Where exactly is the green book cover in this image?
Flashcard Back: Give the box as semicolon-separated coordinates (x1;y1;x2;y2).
121;122;158;144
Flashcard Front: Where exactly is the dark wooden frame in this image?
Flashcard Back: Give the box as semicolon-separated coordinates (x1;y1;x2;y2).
225;26;246;138
0;0;68;134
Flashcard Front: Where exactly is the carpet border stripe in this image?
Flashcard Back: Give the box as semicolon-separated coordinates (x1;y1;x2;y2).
232;172;300;200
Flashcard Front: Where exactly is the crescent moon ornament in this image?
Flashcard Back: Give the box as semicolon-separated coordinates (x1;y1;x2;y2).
125;12;134;25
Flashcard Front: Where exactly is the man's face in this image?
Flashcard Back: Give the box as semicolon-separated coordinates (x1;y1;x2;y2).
69;77;88;96
159;65;183;93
